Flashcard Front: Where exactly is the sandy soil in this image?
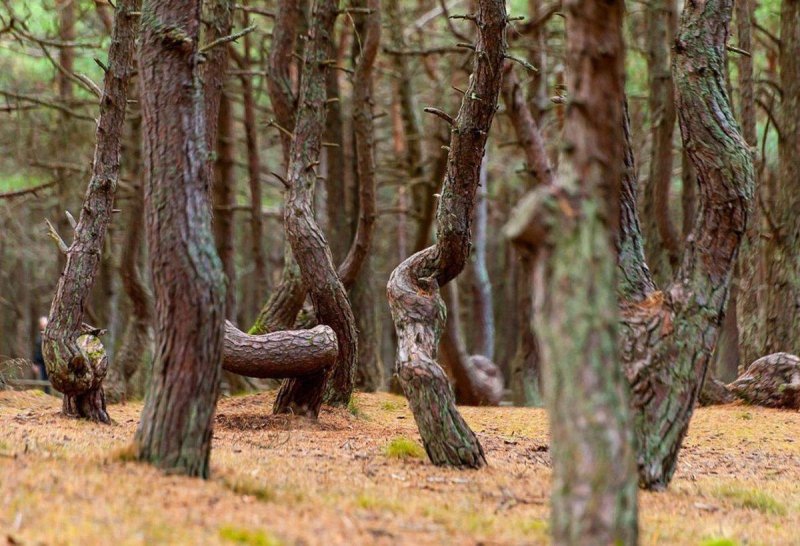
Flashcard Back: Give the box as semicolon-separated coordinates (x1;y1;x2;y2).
0;390;798;545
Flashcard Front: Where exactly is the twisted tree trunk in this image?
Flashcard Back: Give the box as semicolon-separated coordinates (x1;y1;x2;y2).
273;0;358;417
386;0;506;468
135;0;227;477
621;0;754;488
42;0;140;422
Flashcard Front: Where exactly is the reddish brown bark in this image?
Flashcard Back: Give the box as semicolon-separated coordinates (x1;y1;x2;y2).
386;0;507;468
273;0;358;416
135;0;227;477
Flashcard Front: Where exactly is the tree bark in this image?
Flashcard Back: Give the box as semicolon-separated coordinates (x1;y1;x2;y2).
273;0;358;416
42;0;140;423
135;0;227;478
520;0;639;541
386;0;506;468
621;0;754;488
223;322;337;378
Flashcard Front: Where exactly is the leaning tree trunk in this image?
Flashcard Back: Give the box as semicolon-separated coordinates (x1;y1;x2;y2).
620;0;754;489
272;0;359;417
42;0;140;423
510;0;639;542
134;0;227;478
386;0;506;468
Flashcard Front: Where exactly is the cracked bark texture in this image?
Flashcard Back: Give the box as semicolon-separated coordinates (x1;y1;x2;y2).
621;0;754;489
135;0;227;478
386;0;506;468
223;322;337;378
529;0;638;542
729;352;800;409
42;0;140;423
273;0;359;417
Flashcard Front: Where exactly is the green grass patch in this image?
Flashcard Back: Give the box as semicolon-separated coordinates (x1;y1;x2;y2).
384;437;425;459
347;396;368;420
700;538;739;546
219;525;282;546
380;400;403;411
712;484;787;516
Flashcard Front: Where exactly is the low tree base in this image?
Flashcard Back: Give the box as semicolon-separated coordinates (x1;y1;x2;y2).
62;386;110;423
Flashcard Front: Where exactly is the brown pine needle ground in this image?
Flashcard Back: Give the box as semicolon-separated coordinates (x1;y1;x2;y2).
1;390;798;545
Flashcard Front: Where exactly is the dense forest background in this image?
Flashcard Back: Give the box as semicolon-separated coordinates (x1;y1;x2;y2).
0;0;782;391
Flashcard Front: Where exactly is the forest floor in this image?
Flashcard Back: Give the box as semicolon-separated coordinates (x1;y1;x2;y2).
0;390;798;546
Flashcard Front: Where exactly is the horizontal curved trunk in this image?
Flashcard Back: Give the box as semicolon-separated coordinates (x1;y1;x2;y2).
223;322;337;378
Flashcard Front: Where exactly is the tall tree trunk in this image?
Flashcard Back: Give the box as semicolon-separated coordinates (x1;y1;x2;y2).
735;0;762;371
642;0;680;283
754;0;800;360
42;0;140;422
273;0;358;416
386;0;506;468
135;0;227;478
508;0;753;491
516;1;639;541
623;0;753;488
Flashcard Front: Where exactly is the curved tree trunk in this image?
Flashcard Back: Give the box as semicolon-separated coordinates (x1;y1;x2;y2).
621;0;754;489
439;281;503;406
386;0;507;468
135;0;227;478
273;0;358;417
42;0;140;423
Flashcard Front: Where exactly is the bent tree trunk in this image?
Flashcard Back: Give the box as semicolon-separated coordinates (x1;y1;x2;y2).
273;0;359;417
386;0;506;468
529;1;638;542
621;0;753;489
135;0;227;478
42;0;140;423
